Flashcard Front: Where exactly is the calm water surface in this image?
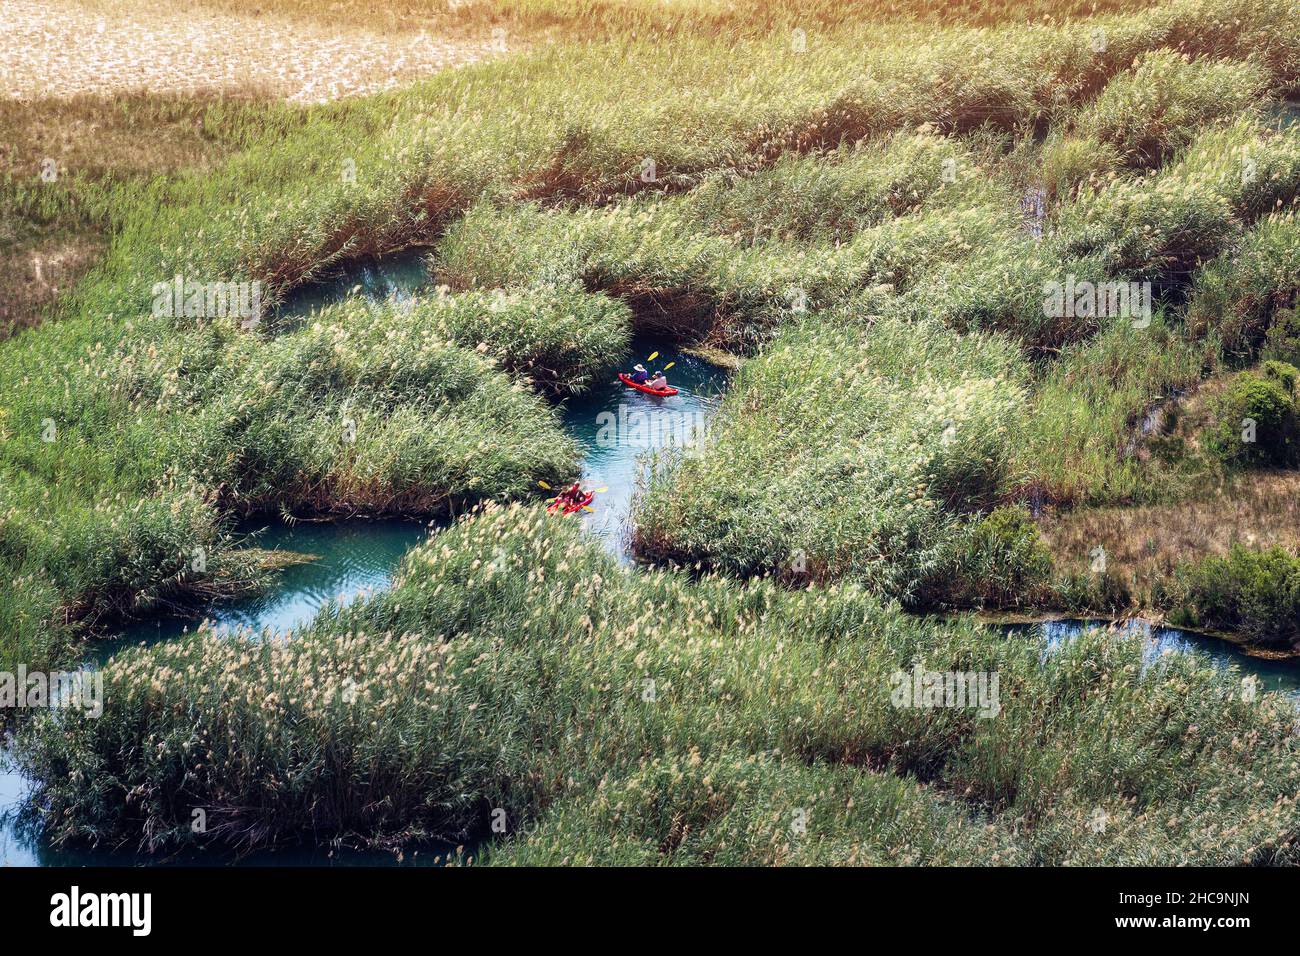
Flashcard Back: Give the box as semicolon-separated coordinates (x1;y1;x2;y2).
1002;618;1300;698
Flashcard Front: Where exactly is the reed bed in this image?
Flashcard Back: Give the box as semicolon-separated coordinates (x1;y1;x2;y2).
634;316;1031;601
1187;212;1300;362
17;505;1300;864
633;110;1300;581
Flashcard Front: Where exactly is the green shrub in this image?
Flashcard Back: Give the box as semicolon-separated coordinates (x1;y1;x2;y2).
1052;568;1137;615
1263;307;1300;366
1262;359;1299;393
1208;370;1300;468
1166;545;1300;647
930;506;1054;608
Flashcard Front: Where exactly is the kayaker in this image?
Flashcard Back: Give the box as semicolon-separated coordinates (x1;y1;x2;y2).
629;364;650;384
646;370;669;390
557;481;585;507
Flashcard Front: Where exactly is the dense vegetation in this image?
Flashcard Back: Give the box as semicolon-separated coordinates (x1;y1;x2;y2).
1163;544;1300;645
7;0;1300;862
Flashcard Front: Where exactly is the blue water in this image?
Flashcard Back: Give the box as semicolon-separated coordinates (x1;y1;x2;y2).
1267;99;1300;130
558;339;727;559
1002;618;1300;698
275;250;430;320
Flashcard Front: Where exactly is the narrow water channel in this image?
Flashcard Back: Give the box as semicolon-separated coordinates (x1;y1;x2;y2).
0;256;727;866
1003;618;1300;697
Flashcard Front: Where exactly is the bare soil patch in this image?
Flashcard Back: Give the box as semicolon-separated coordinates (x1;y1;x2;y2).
2;0;505;102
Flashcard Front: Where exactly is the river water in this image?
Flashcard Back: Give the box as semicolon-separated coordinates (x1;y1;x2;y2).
1003;618;1300;697
0;257;726;866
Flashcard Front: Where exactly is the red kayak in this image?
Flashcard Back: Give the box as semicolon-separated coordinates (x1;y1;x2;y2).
547;491;594;516
619;373;678;397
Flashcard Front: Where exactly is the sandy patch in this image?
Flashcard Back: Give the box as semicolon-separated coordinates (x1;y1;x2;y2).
1;0;508;101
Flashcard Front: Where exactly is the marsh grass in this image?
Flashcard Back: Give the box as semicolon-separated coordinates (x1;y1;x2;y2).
1018;315;1219;505
634;315;1029;601
629;111;1300;579
17;505;1300;864
299;283;631;395
1075;51;1270;168
1187;212;1300;362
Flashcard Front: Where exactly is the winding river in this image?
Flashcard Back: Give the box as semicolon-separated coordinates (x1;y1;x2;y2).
3;254;1297;865
0;257;727;866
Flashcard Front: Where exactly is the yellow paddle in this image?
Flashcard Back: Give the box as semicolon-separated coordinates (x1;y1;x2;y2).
580;486;608;513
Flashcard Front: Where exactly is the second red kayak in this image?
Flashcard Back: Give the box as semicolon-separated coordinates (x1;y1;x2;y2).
547;491;594;516
618;373;678;397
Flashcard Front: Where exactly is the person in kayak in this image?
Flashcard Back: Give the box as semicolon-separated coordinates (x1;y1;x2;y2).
629;363;650;384
646;370;669;390
556;481;586;507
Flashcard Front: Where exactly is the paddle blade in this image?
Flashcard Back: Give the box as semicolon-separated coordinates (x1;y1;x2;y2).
537;479;553;490
582;505;595;512
647;351;659;362
663;362;675;371
593;486;609;494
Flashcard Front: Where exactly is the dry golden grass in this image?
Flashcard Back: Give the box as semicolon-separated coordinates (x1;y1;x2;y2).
0;93;254;180
192;0;1173;35
0;238;101;336
0;91;295;336
1040;471;1300;589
